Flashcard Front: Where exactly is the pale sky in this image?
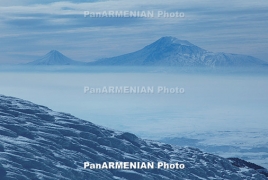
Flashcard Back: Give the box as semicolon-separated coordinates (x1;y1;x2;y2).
0;0;268;64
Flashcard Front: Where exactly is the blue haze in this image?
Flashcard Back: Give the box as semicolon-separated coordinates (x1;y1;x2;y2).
1;66;268;167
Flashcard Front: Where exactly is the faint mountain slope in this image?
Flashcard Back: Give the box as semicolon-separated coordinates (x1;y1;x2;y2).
27;50;85;65
0;94;267;179
89;37;267;67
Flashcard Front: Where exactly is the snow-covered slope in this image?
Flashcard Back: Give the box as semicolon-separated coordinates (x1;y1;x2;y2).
228;158;268;178
0;95;267;180
89;37;267;67
27;50;84;65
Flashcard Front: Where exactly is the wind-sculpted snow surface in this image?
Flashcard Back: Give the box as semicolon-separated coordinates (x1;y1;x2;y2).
0;95;267;180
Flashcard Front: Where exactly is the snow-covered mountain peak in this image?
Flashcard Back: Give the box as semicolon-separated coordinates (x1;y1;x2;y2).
90;37;267;67
144;36;197;52
157;36;194;46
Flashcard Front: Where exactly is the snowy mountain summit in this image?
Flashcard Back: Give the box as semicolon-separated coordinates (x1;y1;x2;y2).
150;36;195;47
27;50;83;65
0;95;267;179
90;36;267;67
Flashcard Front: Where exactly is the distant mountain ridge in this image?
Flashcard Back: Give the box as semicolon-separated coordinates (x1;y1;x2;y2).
25;37;267;67
89;36;267;67
27;50;84;65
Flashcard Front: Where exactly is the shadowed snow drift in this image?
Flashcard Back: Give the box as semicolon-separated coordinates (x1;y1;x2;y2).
0;95;267;180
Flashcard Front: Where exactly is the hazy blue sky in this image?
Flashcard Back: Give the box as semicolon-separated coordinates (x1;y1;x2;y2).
0;0;268;64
